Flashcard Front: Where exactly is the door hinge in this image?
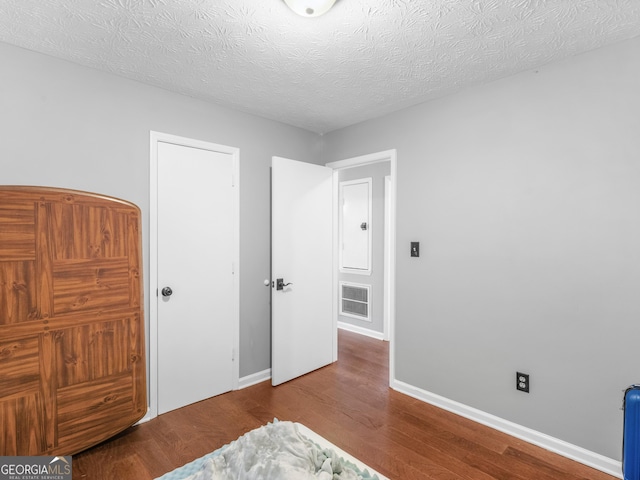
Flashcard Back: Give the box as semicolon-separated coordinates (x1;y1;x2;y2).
232;347;235;362
232;262;235;274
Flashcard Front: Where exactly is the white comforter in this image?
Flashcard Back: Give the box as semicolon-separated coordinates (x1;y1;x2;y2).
185;421;365;480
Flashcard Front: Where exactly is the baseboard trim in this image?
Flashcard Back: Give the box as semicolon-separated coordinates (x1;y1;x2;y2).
338;321;385;341
391;379;622;479
238;368;271;389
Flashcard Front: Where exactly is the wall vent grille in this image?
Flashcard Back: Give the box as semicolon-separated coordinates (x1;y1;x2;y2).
340;282;370;321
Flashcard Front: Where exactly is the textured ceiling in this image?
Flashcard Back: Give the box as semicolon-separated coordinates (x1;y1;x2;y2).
1;0;639;133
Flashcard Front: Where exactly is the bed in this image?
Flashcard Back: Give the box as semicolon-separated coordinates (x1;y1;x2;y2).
155;420;389;480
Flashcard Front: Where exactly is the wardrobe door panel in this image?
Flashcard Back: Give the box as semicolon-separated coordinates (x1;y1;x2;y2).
0;261;37;325
0;394;45;455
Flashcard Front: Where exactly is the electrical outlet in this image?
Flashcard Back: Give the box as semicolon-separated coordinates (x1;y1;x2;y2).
517;372;530;393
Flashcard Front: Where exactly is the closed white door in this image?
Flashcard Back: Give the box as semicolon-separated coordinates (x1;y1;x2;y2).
271;157;334;386
157;140;236;414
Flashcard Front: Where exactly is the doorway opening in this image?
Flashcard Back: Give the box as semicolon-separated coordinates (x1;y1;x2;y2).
326;150;397;386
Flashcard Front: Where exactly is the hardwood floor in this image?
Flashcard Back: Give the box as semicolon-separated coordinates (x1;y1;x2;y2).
72;330;616;479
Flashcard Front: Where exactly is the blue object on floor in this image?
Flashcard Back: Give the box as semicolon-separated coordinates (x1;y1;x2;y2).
624;385;640;480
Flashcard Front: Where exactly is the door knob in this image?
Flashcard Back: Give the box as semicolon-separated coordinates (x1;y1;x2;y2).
161;287;173;297
275;278;293;291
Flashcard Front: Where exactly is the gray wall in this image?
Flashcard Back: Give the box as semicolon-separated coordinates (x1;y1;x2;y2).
4;31;640;462
0;42;322;378
323;37;640;459
338;162;390;334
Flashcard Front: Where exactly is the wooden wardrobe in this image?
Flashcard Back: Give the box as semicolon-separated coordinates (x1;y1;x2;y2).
0;186;146;455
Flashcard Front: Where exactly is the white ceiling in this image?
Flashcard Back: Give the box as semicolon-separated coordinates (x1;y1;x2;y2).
1;0;639;134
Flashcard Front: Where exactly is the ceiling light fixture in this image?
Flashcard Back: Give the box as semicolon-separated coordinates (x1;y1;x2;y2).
283;0;337;17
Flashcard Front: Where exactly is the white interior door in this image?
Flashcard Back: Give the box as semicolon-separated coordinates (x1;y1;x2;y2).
157;140;236;414
271;157;334;386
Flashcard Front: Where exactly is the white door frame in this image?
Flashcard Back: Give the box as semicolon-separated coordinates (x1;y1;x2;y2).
146;131;240;421
384;175;392;341
326;149;397;386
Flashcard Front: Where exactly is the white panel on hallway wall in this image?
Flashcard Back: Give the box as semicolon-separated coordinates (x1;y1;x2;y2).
340;178;372;274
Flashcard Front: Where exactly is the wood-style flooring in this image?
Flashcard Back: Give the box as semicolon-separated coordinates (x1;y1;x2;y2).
72;330;616;479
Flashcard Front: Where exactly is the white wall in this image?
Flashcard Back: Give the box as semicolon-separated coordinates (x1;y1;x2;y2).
323;36;640;460
0;42;323;379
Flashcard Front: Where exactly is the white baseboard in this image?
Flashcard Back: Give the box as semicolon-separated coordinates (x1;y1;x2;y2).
238;368;271;389
392;379;622;479
136;407;154;425
338;321;385;341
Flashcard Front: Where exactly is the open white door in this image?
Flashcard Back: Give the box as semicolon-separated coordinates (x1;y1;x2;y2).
271;157;334;386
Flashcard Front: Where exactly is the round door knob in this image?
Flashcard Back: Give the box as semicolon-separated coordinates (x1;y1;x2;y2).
161;287;173;297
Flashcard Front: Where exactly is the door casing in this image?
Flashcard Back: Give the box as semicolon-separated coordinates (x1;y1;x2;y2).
146;131;240;421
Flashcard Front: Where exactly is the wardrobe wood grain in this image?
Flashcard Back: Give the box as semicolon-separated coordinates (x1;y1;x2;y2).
0;186;146;456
